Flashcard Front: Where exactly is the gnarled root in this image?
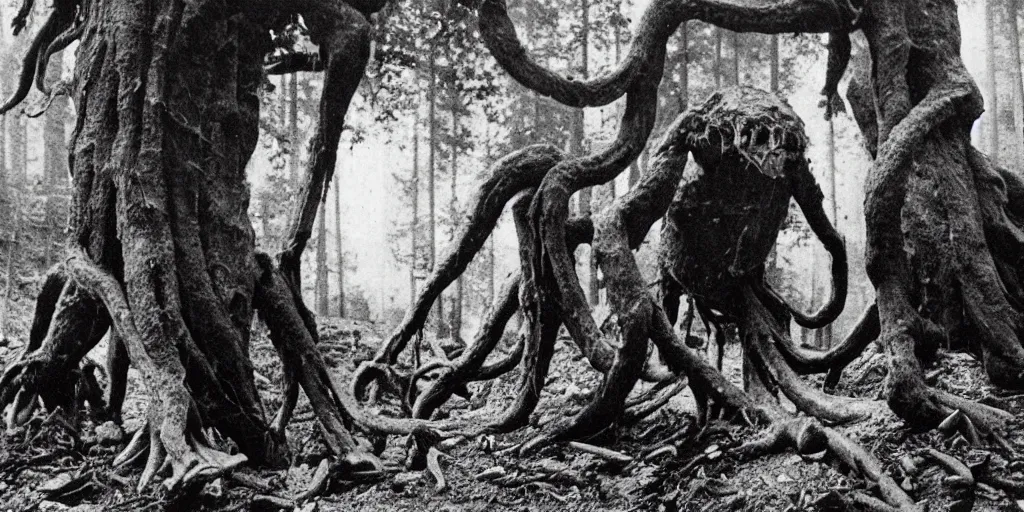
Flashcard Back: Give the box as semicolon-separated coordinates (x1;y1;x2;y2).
113;416;247;492
1;275;111;429
366;147;562;372
882;324;1013;444
62;249;238;491
735;417;920;511
253;253;382;474
741;286;875;424
411;272;522;419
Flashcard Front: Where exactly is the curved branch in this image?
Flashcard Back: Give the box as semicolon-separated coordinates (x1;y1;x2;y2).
526;80;681;393
35;16;86;96
770;303;879;375
27;268;68;353
742;287;873;424
473;0;859;107
0;7;69;116
755;159;848;328
278;3;370;277
819;31;850;119
373;146;563;367
411;271;522;419
11;0;35;35
473;329;525;380
63;248;195;485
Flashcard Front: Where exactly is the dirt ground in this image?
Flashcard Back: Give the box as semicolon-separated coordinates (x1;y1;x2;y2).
2;313;1024;511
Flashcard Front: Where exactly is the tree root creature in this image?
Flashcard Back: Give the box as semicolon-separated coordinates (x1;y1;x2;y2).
360;87;916;509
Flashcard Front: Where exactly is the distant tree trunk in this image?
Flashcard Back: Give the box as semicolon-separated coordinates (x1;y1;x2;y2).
609;16;622;200
43;51;69;268
449;94;463;340
428;39;445;336
574;0;598;305
410;109;420;307
732;31;741;85
315;199;329;316
10;112;25;184
765;33;785;340
0;78;6;221
0;193;17;342
288;72;300;187
987;0;1000;164
488;236;495;305
681;23;689;110
715;28;722;90
770;33;779;93
814;117;838;348
1009;0;1024;156
260;195;272;249
484;128;495;305
334;172;345;318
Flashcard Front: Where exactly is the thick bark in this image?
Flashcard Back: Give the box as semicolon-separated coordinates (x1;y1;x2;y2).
1;0;384;489
841;0;1024;438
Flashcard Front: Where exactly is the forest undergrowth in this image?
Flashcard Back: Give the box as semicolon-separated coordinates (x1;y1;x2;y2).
1;307;1022;512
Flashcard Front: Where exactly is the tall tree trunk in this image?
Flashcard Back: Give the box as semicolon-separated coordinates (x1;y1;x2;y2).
428;39;444;336
609;15;622;201
43;51;69;268
1010;0;1024;158
449;94;462;340
484;126;495;305
0;193;17;342
987;0;1000;164
732;31;741;85
260;195;272;250
814;117;839;348
715;28;723;90
574;0;598;305
10;112;25;185
681;23;689;110
288;72;300;187
334;171;345;318
770;33;779;93
316;200;329;316
0;0;387;487
488;236;495;305
0;78;6;223
410;108;420;307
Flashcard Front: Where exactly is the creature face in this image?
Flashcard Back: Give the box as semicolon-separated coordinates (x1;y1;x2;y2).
677;86;808;179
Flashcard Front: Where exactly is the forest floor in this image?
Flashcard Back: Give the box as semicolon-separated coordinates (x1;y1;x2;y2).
2;301;1024;511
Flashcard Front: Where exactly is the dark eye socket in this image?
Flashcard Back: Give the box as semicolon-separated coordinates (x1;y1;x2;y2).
753;128;769;146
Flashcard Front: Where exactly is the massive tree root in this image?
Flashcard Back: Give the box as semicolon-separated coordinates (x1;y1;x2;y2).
828;0;1024;446
352;83;912;507
0;0;393;491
